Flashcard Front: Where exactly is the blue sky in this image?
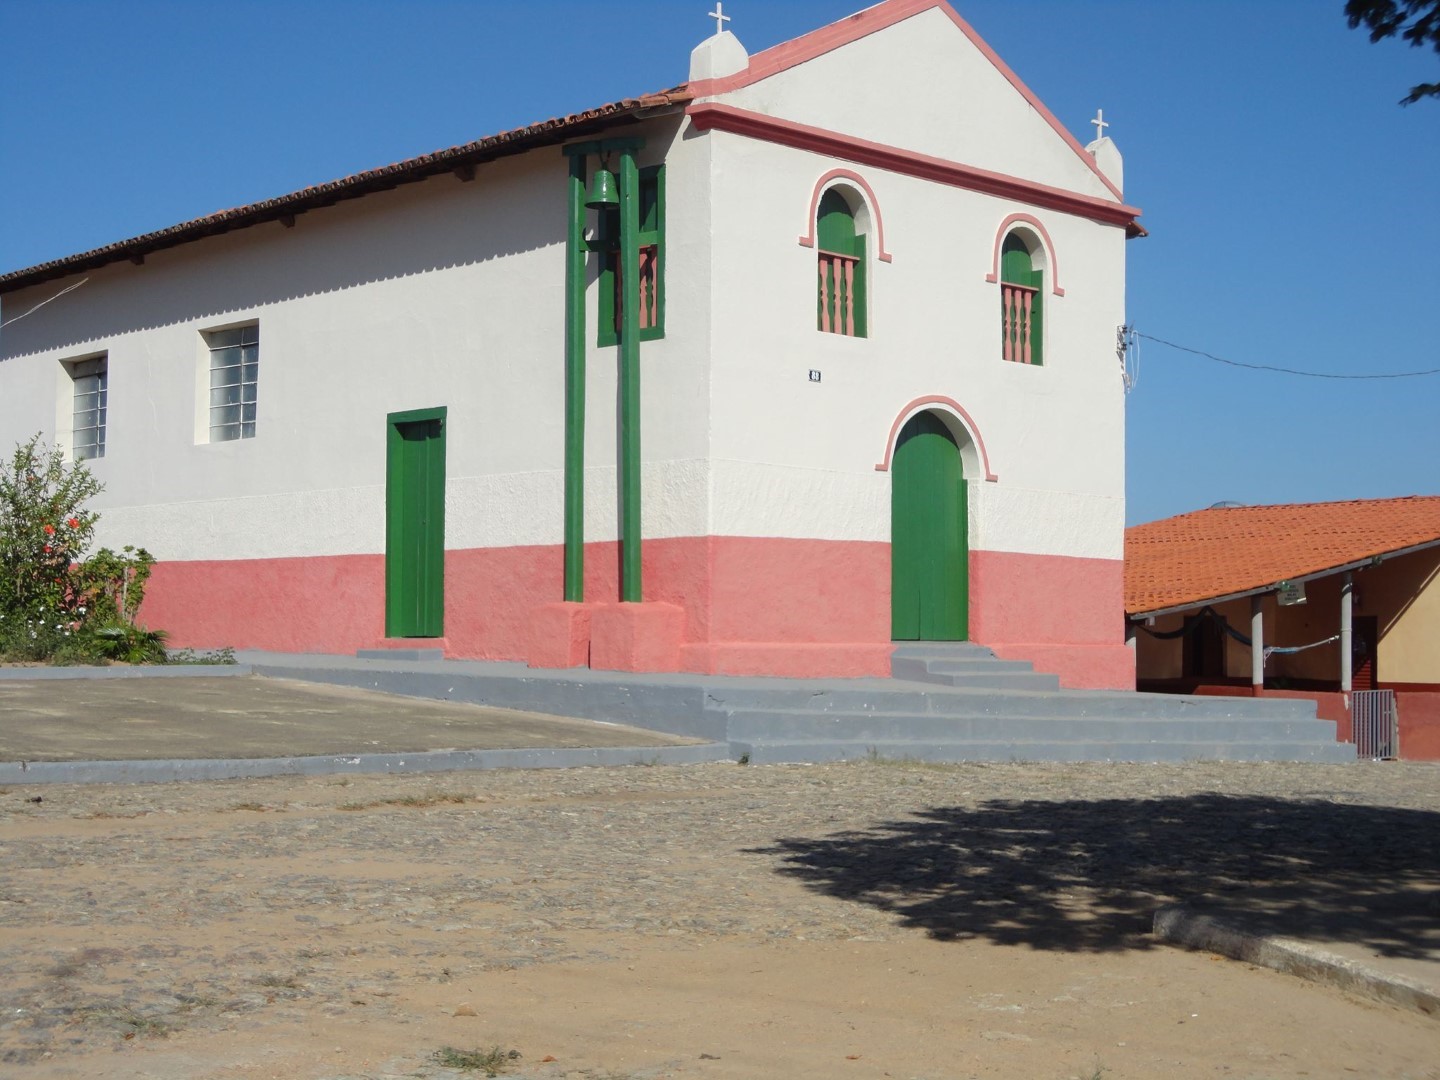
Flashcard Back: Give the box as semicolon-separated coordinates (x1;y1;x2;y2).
2;0;1436;525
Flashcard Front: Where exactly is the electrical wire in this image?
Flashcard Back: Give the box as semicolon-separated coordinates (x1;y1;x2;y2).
1137;331;1440;380
0;278;89;328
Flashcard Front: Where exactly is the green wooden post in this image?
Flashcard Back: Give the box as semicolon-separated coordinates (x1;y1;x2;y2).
563;151;587;602
618;148;642;602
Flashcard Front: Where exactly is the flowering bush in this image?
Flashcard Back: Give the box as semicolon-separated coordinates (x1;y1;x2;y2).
72;545;155;625
0;436;179;665
0;435;100;624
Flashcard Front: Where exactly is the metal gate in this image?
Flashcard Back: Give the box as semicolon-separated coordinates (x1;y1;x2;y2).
1352;689;1399;759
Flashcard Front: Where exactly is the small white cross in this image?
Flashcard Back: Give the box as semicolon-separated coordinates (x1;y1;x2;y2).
1090;109;1110;141
709;2;731;35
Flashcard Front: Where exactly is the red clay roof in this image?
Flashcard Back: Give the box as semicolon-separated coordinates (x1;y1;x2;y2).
0;86;692;294
1125;496;1440;616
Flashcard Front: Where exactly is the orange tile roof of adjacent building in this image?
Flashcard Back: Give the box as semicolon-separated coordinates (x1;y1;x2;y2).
1125;496;1440;616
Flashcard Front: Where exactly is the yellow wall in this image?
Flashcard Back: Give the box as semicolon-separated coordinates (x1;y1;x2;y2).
1373;548;1440;684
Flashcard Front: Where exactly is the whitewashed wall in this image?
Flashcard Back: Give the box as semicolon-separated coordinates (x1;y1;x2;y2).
0;114;717;564
701;131;1126;561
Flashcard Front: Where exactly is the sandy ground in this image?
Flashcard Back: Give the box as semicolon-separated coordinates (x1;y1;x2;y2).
3;760;1438;1080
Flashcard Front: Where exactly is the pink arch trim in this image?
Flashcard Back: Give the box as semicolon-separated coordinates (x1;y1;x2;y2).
875;396;998;481
798;169;894;262
984;213;1065;296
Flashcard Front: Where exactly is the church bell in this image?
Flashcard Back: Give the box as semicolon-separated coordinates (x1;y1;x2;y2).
586;168;619;210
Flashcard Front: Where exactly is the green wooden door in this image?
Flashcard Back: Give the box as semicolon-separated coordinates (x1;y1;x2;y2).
891;412;968;640
386;407;447;638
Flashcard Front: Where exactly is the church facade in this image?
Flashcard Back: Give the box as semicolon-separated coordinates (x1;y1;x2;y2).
0;0;1141;687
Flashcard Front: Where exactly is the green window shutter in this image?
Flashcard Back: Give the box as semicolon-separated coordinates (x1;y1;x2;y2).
817;190;857;253
1000;234;1032;284
1028;268;1043;366
851;234;868;338
598;165;664;347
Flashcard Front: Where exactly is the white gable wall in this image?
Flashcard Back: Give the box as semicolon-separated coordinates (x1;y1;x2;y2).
720;5;1118;204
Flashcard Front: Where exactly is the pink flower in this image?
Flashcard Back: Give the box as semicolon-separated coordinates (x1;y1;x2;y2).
43;545;53;554
65;518;79;529
43;524;55;535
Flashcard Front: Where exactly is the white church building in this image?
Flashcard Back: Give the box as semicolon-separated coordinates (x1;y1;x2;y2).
0;0;1142;688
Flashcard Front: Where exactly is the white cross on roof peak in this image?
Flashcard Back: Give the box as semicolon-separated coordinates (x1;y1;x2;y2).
709;2;731;35
1090;109;1110;141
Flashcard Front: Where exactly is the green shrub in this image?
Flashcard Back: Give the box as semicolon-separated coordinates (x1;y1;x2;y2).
84;623;170;665
0;434;101;623
0;437;176;666
0;609;78;662
72;545;155;625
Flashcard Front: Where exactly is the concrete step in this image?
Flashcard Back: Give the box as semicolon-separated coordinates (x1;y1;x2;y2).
734;738;1358;765
891;642;1004;660
891;644;1061;691
703;685;1321;723
896;656;1041;675
891;656;1060;690
720;708;1343;745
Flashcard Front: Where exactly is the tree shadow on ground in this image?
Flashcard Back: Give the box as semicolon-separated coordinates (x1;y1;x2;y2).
753;794;1440;955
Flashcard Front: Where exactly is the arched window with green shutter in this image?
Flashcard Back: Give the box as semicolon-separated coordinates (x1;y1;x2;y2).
816;189;867;337
1000;233;1043;365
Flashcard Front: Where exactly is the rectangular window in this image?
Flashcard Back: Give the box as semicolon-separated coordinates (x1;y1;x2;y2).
598;165;664;346
207;324;259;441
70;355;108;461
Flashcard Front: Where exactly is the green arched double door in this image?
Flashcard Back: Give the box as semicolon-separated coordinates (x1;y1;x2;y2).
891;412;969;640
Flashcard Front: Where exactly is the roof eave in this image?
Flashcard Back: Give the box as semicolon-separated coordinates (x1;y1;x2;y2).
1127;534;1440;620
0;87;692;295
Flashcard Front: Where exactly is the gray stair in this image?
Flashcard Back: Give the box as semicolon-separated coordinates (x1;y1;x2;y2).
721;708;1343;745
243;649;1357;766
736;738;1356;765
891;642;1061;690
708;643;1352;763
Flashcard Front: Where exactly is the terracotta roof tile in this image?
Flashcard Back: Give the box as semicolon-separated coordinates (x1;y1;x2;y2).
1125;496;1440;616
0;85;692;294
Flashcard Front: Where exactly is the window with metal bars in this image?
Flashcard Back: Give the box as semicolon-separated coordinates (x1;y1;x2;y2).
70;355;107;461
816;189;866;337
207;324;258;441
597;165;664;346
1000;233;1043;364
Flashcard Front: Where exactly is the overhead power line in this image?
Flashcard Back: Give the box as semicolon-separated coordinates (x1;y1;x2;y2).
1137;332;1440;380
0;278;88;328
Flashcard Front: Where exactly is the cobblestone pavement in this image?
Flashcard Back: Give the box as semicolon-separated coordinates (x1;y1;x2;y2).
2;759;1439;1079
